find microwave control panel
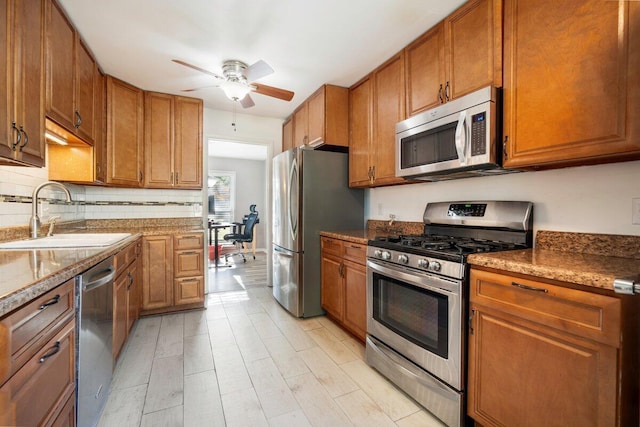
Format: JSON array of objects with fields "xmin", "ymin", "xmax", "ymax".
[{"xmin": 470, "ymin": 112, "xmax": 487, "ymax": 156}]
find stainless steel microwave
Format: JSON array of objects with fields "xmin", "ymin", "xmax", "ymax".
[{"xmin": 396, "ymin": 86, "xmax": 507, "ymax": 181}]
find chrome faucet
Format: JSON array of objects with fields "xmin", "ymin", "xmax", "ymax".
[{"xmin": 30, "ymin": 182, "xmax": 72, "ymax": 239}]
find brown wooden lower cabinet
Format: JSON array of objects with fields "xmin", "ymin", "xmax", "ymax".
[
  {"xmin": 320, "ymin": 236, "xmax": 367, "ymax": 341},
  {"xmin": 467, "ymin": 267, "xmax": 638, "ymax": 427},
  {"xmin": 113, "ymin": 239, "xmax": 141, "ymax": 359},
  {"xmin": 0, "ymin": 318, "xmax": 75, "ymax": 426},
  {"xmin": 142, "ymin": 232, "xmax": 204, "ymax": 315}
]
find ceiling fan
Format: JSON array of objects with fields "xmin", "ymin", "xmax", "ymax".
[{"xmin": 172, "ymin": 58, "xmax": 294, "ymax": 108}]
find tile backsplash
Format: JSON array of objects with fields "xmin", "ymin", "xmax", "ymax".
[{"xmin": 0, "ymin": 166, "xmax": 203, "ymax": 228}]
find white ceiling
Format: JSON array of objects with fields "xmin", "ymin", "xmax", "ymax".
[{"xmin": 58, "ymin": 0, "xmax": 466, "ymax": 120}]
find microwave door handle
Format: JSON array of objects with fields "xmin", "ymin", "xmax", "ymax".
[{"xmin": 455, "ymin": 111, "xmax": 467, "ymax": 165}]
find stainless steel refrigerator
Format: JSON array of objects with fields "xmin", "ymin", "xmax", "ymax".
[{"xmin": 272, "ymin": 148, "xmax": 364, "ymax": 317}]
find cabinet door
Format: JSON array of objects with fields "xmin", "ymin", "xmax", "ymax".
[
  {"xmin": 174, "ymin": 96, "xmax": 203, "ymax": 188},
  {"xmin": 405, "ymin": 23, "xmax": 445, "ymax": 116},
  {"xmin": 106, "ymin": 76, "xmax": 144, "ymax": 186},
  {"xmin": 372, "ymin": 53, "xmax": 405, "ymax": 186},
  {"xmin": 320, "ymin": 253, "xmax": 344, "ymax": 321},
  {"xmin": 445, "ymin": 0, "xmax": 502, "ymax": 100},
  {"xmin": 0, "ymin": 320, "xmax": 75, "ymax": 427},
  {"xmin": 343, "ymin": 259, "xmax": 366, "ymax": 341},
  {"xmin": 45, "ymin": 0, "xmax": 75, "ymax": 131},
  {"xmin": 0, "ymin": 0, "xmax": 13, "ymax": 161},
  {"xmin": 126, "ymin": 259, "xmax": 139, "ymax": 333},
  {"xmin": 307, "ymin": 86, "xmax": 325, "ymax": 145},
  {"xmin": 113, "ymin": 271, "xmax": 128, "ymax": 359},
  {"xmin": 94, "ymin": 70, "xmax": 106, "ymax": 183},
  {"xmin": 503, "ymin": 0, "xmax": 640, "ymax": 169},
  {"xmin": 282, "ymin": 117, "xmax": 293, "ymax": 152},
  {"xmin": 468, "ymin": 305, "xmax": 617, "ymax": 426},
  {"xmin": 74, "ymin": 38, "xmax": 95, "ymax": 144},
  {"xmin": 348, "ymin": 76, "xmax": 372, "ymax": 187},
  {"xmin": 293, "ymin": 103, "xmax": 308, "ymax": 147},
  {"xmin": 142, "ymin": 235, "xmax": 173, "ymax": 310},
  {"xmin": 12, "ymin": 0, "xmax": 45, "ymax": 167},
  {"xmin": 144, "ymin": 92, "xmax": 174, "ymax": 188}
]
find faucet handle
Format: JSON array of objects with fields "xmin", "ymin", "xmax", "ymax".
[{"xmin": 46, "ymin": 215, "xmax": 61, "ymax": 237}]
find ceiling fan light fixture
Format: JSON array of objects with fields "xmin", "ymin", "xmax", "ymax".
[{"xmin": 221, "ymin": 80, "xmax": 251, "ymax": 101}]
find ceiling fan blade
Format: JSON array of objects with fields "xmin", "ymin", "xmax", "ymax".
[
  {"xmin": 239, "ymin": 94, "xmax": 255, "ymax": 109},
  {"xmin": 251, "ymin": 83, "xmax": 294, "ymax": 101},
  {"xmin": 172, "ymin": 59, "xmax": 224, "ymax": 80},
  {"xmin": 245, "ymin": 59, "xmax": 274, "ymax": 82},
  {"xmin": 181, "ymin": 84, "xmax": 220, "ymax": 92}
]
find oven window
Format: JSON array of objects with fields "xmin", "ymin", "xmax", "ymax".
[
  {"xmin": 400, "ymin": 122, "xmax": 458, "ymax": 169},
  {"xmin": 372, "ymin": 272, "xmax": 448, "ymax": 359}
]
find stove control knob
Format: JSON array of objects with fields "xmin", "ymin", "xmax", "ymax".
[
  {"xmin": 381, "ymin": 251, "xmax": 392, "ymax": 261},
  {"xmin": 374, "ymin": 249, "xmax": 383, "ymax": 258},
  {"xmin": 398, "ymin": 254, "xmax": 409, "ymax": 264},
  {"xmin": 418, "ymin": 259, "xmax": 429, "ymax": 269},
  {"xmin": 429, "ymin": 261, "xmax": 442, "ymax": 272}
]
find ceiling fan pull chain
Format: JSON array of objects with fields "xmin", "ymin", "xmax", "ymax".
[{"xmin": 232, "ymin": 104, "xmax": 237, "ymax": 132}]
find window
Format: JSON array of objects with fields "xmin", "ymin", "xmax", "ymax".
[{"xmin": 208, "ymin": 171, "xmax": 235, "ymax": 223}]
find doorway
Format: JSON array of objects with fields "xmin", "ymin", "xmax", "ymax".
[{"xmin": 206, "ymin": 138, "xmax": 271, "ymax": 292}]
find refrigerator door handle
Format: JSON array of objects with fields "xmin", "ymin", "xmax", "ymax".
[
  {"xmin": 289, "ymin": 158, "xmax": 299, "ymax": 242},
  {"xmin": 273, "ymin": 246, "xmax": 294, "ymax": 257}
]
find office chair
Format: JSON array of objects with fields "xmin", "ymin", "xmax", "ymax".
[{"xmin": 222, "ymin": 209, "xmax": 259, "ymax": 263}]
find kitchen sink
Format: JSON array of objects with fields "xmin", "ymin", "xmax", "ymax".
[{"xmin": 0, "ymin": 233, "xmax": 131, "ymax": 249}]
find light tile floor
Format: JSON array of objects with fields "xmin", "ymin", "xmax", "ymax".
[{"xmin": 98, "ymin": 253, "xmax": 444, "ymax": 427}]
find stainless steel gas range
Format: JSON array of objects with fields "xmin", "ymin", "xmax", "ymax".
[{"xmin": 365, "ymin": 201, "xmax": 533, "ymax": 427}]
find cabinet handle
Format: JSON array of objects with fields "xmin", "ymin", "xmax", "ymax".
[
  {"xmin": 127, "ymin": 272, "xmax": 133, "ymax": 290},
  {"xmin": 11, "ymin": 122, "xmax": 21, "ymax": 150},
  {"xmin": 469, "ymin": 309, "xmax": 475, "ymax": 335},
  {"xmin": 503, "ymin": 136, "xmax": 509, "ymax": 160},
  {"xmin": 371, "ymin": 165, "xmax": 375, "ymax": 183},
  {"xmin": 39, "ymin": 341, "xmax": 61, "ymax": 363},
  {"xmin": 175, "ymin": 172, "xmax": 179, "ymax": 184},
  {"xmin": 438, "ymin": 84, "xmax": 444, "ymax": 104},
  {"xmin": 39, "ymin": 294, "xmax": 60, "ymax": 310},
  {"xmin": 350, "ymin": 245, "xmax": 361, "ymax": 249},
  {"xmin": 19, "ymin": 126, "xmax": 28, "ymax": 152},
  {"xmin": 171, "ymin": 172, "xmax": 174, "ymax": 184},
  {"xmin": 444, "ymin": 81, "xmax": 450, "ymax": 101},
  {"xmin": 181, "ymin": 278, "xmax": 199, "ymax": 283},
  {"xmin": 181, "ymin": 250, "xmax": 198, "ymax": 255},
  {"xmin": 139, "ymin": 171, "xmax": 143, "ymax": 183},
  {"xmin": 511, "ymin": 281, "xmax": 548, "ymax": 293},
  {"xmin": 74, "ymin": 110, "xmax": 82, "ymax": 128}
]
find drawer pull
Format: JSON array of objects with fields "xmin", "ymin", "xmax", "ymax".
[
  {"xmin": 39, "ymin": 341, "xmax": 61, "ymax": 363},
  {"xmin": 181, "ymin": 251, "xmax": 198, "ymax": 255},
  {"xmin": 181, "ymin": 278, "xmax": 199, "ymax": 283},
  {"xmin": 39, "ymin": 295, "xmax": 60, "ymax": 310},
  {"xmin": 350, "ymin": 245, "xmax": 361, "ymax": 249},
  {"xmin": 511, "ymin": 281, "xmax": 548, "ymax": 293}
]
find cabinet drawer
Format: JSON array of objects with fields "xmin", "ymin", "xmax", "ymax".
[
  {"xmin": 114, "ymin": 239, "xmax": 138, "ymax": 276},
  {"xmin": 0, "ymin": 319, "xmax": 75, "ymax": 426},
  {"xmin": 321, "ymin": 237, "xmax": 343, "ymax": 257},
  {"xmin": 470, "ymin": 269, "xmax": 621, "ymax": 347},
  {"xmin": 174, "ymin": 276, "xmax": 204, "ymax": 305},
  {"xmin": 343, "ymin": 242, "xmax": 366, "ymax": 264},
  {"xmin": 174, "ymin": 233, "xmax": 203, "ymax": 250},
  {"xmin": 0, "ymin": 279, "xmax": 74, "ymax": 385},
  {"xmin": 174, "ymin": 249, "xmax": 204, "ymax": 278}
]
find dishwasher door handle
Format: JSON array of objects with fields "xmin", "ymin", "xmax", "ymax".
[{"xmin": 83, "ymin": 266, "xmax": 116, "ymax": 292}]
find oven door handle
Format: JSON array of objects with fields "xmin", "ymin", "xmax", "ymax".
[{"xmin": 367, "ymin": 259, "xmax": 460, "ymax": 297}]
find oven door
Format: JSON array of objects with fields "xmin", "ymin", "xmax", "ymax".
[{"xmin": 366, "ymin": 259, "xmax": 463, "ymax": 390}]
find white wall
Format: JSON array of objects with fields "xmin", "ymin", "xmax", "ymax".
[{"xmin": 368, "ymin": 160, "xmax": 640, "ymax": 236}]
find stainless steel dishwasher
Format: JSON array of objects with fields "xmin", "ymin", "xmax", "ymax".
[{"xmin": 76, "ymin": 256, "xmax": 115, "ymax": 427}]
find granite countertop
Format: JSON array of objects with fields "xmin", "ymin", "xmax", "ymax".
[
  {"xmin": 468, "ymin": 230, "xmax": 640, "ymax": 291},
  {"xmin": 319, "ymin": 230, "xmax": 376, "ymax": 245},
  {"xmin": 0, "ymin": 220, "xmax": 205, "ymax": 318}
]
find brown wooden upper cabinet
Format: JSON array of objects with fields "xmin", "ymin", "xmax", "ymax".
[
  {"xmin": 349, "ymin": 53, "xmax": 406, "ymax": 188},
  {"xmin": 282, "ymin": 116, "xmax": 293, "ymax": 151},
  {"xmin": 285, "ymin": 84, "xmax": 349, "ymax": 149},
  {"xmin": 105, "ymin": 76, "xmax": 144, "ymax": 187},
  {"xmin": 144, "ymin": 92, "xmax": 203, "ymax": 189},
  {"xmin": 405, "ymin": 0, "xmax": 502, "ymax": 116},
  {"xmin": 0, "ymin": 0, "xmax": 46, "ymax": 167},
  {"xmin": 45, "ymin": 0, "xmax": 96, "ymax": 145},
  {"xmin": 502, "ymin": 0, "xmax": 640, "ymax": 170}
]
